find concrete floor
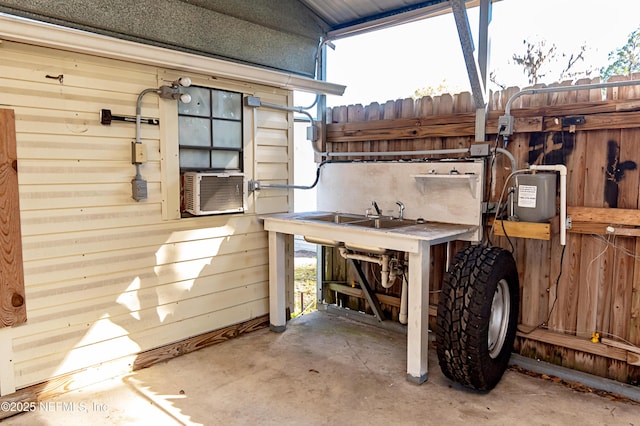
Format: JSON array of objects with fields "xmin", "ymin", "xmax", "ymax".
[{"xmin": 4, "ymin": 310, "xmax": 639, "ymax": 425}]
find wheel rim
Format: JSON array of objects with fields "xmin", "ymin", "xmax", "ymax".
[{"xmin": 488, "ymin": 278, "xmax": 510, "ymax": 359}]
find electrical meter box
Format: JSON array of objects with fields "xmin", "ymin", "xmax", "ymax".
[{"xmin": 514, "ymin": 173, "xmax": 557, "ymax": 223}]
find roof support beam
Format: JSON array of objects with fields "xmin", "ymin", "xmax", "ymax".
[
  {"xmin": 451, "ymin": 0, "xmax": 486, "ymax": 108},
  {"xmin": 477, "ymin": 0, "xmax": 491, "ymax": 87},
  {"xmin": 451, "ymin": 0, "xmax": 491, "ymax": 141}
]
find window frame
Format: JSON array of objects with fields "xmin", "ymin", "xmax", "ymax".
[{"xmin": 178, "ymin": 86, "xmax": 244, "ymax": 173}]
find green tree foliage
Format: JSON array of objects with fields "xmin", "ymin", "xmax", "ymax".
[{"xmin": 601, "ymin": 26, "xmax": 640, "ymax": 80}]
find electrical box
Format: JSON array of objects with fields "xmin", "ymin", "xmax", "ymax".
[
  {"xmin": 514, "ymin": 173, "xmax": 557, "ymax": 223},
  {"xmin": 131, "ymin": 177, "xmax": 147, "ymax": 201},
  {"xmin": 132, "ymin": 142, "xmax": 146, "ymax": 164},
  {"xmin": 245, "ymin": 96, "xmax": 261, "ymax": 107},
  {"xmin": 470, "ymin": 143, "xmax": 490, "ymax": 157},
  {"xmin": 498, "ymin": 115, "xmax": 515, "ymax": 136},
  {"xmin": 306, "ymin": 124, "xmax": 318, "ymax": 142}
]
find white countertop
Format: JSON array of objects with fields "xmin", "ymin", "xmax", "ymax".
[{"xmin": 261, "ymin": 211, "xmax": 478, "ymax": 253}]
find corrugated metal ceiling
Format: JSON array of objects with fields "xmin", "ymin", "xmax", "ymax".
[{"xmin": 299, "ymin": 0, "xmax": 485, "ymax": 39}]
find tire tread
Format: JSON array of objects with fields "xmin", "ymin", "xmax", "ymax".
[{"xmin": 435, "ymin": 245, "xmax": 519, "ymax": 390}]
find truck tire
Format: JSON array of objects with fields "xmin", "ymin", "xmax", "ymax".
[{"xmin": 436, "ymin": 245, "xmax": 519, "ymax": 391}]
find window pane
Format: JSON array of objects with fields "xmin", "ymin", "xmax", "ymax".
[
  {"xmin": 180, "ymin": 149, "xmax": 210, "ymax": 168},
  {"xmin": 179, "ymin": 117, "xmax": 211, "ymax": 147},
  {"xmin": 212, "ymin": 120, "xmax": 242, "ymax": 149},
  {"xmin": 212, "ymin": 91, "xmax": 241, "ymax": 119},
  {"xmin": 178, "ymin": 86, "xmax": 210, "ymax": 117},
  {"xmin": 211, "ymin": 151, "xmax": 239, "ymax": 169}
]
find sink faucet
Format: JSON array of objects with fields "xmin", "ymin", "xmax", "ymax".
[
  {"xmin": 396, "ymin": 201, "xmax": 405, "ymax": 220},
  {"xmin": 371, "ymin": 201, "xmax": 382, "ymax": 217}
]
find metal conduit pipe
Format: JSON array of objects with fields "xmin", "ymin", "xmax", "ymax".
[
  {"xmin": 250, "ymin": 99, "xmax": 327, "ymax": 156},
  {"xmin": 504, "ymin": 79, "xmax": 640, "ymax": 117},
  {"xmin": 259, "ymin": 100, "xmax": 315, "ymax": 123},
  {"xmin": 246, "ymin": 96, "xmax": 329, "ymax": 191},
  {"xmin": 250, "ymin": 160, "xmax": 330, "ymax": 191},
  {"xmin": 326, "ymin": 148, "xmax": 469, "ymax": 157},
  {"xmin": 325, "ymin": 146, "xmax": 518, "ymax": 171},
  {"xmin": 500, "ymin": 79, "xmax": 640, "ymax": 145},
  {"xmin": 132, "ymin": 78, "xmax": 191, "ymax": 201},
  {"xmin": 495, "ymin": 147, "xmax": 517, "ymax": 172},
  {"xmin": 252, "ymin": 146, "xmax": 517, "ymax": 192},
  {"xmin": 133, "ymin": 87, "xmax": 159, "ymax": 186}
]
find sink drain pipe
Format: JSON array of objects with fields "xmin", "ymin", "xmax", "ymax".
[
  {"xmin": 399, "ymin": 276, "xmax": 408, "ymax": 325},
  {"xmin": 338, "ymin": 247, "xmax": 409, "ymax": 324},
  {"xmin": 338, "ymin": 247, "xmax": 397, "ymax": 289}
]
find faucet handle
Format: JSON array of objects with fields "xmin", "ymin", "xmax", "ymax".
[
  {"xmin": 372, "ymin": 201, "xmax": 382, "ymax": 216},
  {"xmin": 395, "ymin": 201, "xmax": 405, "ymax": 219}
]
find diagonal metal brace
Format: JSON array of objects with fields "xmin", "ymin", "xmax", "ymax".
[
  {"xmin": 349, "ymin": 259, "xmax": 385, "ymax": 321},
  {"xmin": 450, "ymin": 0, "xmax": 486, "ymax": 109}
]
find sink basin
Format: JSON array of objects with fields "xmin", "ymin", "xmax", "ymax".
[
  {"xmin": 349, "ymin": 218, "xmax": 418, "ymax": 229},
  {"xmin": 305, "ymin": 213, "xmax": 368, "ymax": 224},
  {"xmin": 295, "ymin": 213, "xmax": 422, "ymax": 253},
  {"xmin": 302, "ymin": 213, "xmax": 418, "ymax": 229}
]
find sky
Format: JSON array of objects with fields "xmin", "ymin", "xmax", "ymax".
[
  {"xmin": 309, "ymin": 0, "xmax": 640, "ymax": 108},
  {"xmin": 293, "ymin": 0, "xmax": 640, "ymax": 211}
]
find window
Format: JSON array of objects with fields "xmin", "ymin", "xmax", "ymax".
[
  {"xmin": 178, "ymin": 86, "xmax": 243, "ymax": 172},
  {"xmin": 177, "ymin": 86, "xmax": 245, "ymax": 217}
]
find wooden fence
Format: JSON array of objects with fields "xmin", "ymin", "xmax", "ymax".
[{"xmin": 322, "ymin": 75, "xmax": 640, "ymax": 385}]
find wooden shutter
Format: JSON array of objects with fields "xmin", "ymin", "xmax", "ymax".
[{"xmin": 0, "ymin": 109, "xmax": 26, "ymax": 326}]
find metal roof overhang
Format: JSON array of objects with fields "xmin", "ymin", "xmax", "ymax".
[
  {"xmin": 300, "ymin": 0, "xmax": 493, "ymax": 40},
  {"xmin": 0, "ymin": 13, "xmax": 346, "ymax": 96}
]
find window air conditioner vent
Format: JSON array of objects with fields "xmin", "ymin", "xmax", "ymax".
[{"xmin": 183, "ymin": 172, "xmax": 244, "ymax": 215}]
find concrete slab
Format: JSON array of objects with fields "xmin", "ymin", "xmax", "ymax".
[{"xmin": 3, "ymin": 311, "xmax": 639, "ymax": 425}]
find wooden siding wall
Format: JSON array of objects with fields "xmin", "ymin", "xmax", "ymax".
[
  {"xmin": 0, "ymin": 40, "xmax": 293, "ymax": 392},
  {"xmin": 324, "ymin": 77, "xmax": 640, "ymax": 385}
]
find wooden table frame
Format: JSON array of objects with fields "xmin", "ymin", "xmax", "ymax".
[{"xmin": 262, "ymin": 213, "xmax": 476, "ymax": 384}]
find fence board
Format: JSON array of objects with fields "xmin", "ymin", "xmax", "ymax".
[
  {"xmin": 631, "ymin": 238, "xmax": 640, "ymax": 346},
  {"xmin": 324, "ymin": 78, "xmax": 640, "ymax": 384}
]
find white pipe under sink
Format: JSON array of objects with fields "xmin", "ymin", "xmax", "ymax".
[
  {"xmin": 399, "ymin": 277, "xmax": 408, "ymax": 325},
  {"xmin": 338, "ymin": 247, "xmax": 396, "ymax": 289}
]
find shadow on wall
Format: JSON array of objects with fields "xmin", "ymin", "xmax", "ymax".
[{"xmin": 17, "ymin": 214, "xmax": 268, "ymax": 426}]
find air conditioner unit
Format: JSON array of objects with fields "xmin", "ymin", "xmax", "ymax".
[{"xmin": 183, "ymin": 172, "xmax": 245, "ymax": 216}]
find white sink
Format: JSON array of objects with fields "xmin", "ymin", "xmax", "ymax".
[{"xmin": 298, "ymin": 212, "xmax": 421, "ymax": 252}]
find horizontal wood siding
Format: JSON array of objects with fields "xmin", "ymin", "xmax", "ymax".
[
  {"xmin": 254, "ymin": 91, "xmax": 292, "ymax": 214},
  {"xmin": 0, "ymin": 40, "xmax": 292, "ymax": 391}
]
